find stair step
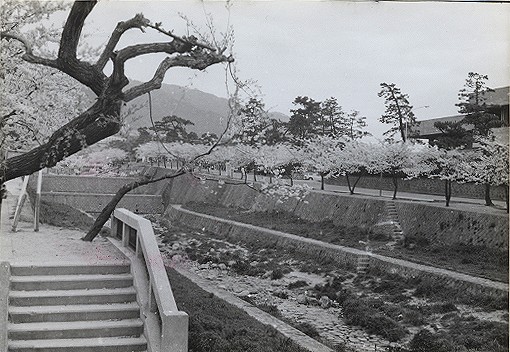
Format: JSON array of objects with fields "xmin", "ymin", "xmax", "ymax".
[
  {"xmin": 9, "ymin": 287, "xmax": 137, "ymax": 306},
  {"xmin": 8, "ymin": 336, "xmax": 147, "ymax": 352},
  {"xmin": 9, "ymin": 319, "xmax": 144, "ymax": 340},
  {"xmin": 9, "ymin": 303, "xmax": 140, "ymax": 323},
  {"xmin": 10, "ymin": 264, "xmax": 131, "ymax": 276},
  {"xmin": 10, "ymin": 274, "xmax": 133, "ymax": 291}
]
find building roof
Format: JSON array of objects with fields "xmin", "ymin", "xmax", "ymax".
[
  {"xmin": 415, "ymin": 86, "xmax": 509, "ymax": 139},
  {"xmin": 483, "ymin": 86, "xmax": 510, "ymax": 107},
  {"xmin": 414, "ymin": 114, "xmax": 467, "ymax": 138}
]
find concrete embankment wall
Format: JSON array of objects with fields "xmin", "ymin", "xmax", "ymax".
[
  {"xmin": 30, "ymin": 174, "xmax": 165, "ymax": 214},
  {"xmin": 166, "ymin": 205, "xmax": 508, "ymax": 299},
  {"xmin": 162, "ymin": 174, "xmax": 509, "ymax": 250}
]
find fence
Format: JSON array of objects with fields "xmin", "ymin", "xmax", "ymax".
[{"xmin": 112, "ymin": 208, "xmax": 188, "ymax": 352}]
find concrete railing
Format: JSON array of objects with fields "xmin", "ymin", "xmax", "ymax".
[{"xmin": 111, "ymin": 208, "xmax": 188, "ymax": 352}]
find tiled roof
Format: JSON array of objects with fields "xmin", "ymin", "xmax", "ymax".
[
  {"xmin": 483, "ymin": 86, "xmax": 510, "ymax": 107},
  {"xmin": 415, "ymin": 86, "xmax": 508, "ymax": 138},
  {"xmin": 414, "ymin": 115, "xmax": 467, "ymax": 137}
]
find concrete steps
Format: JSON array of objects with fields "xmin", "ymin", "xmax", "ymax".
[
  {"xmin": 8, "ymin": 337, "xmax": 147, "ymax": 352},
  {"xmin": 356, "ymin": 254, "xmax": 370, "ymax": 275},
  {"xmin": 9, "ymin": 303, "xmax": 140, "ymax": 323},
  {"xmin": 8, "ymin": 264, "xmax": 147, "ymax": 352},
  {"xmin": 386, "ymin": 202, "xmax": 405, "ymax": 246},
  {"xmin": 10, "ymin": 273, "xmax": 134, "ymax": 291}
]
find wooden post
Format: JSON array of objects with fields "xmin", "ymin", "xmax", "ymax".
[
  {"xmin": 34, "ymin": 170, "xmax": 43, "ymax": 231},
  {"xmin": 11, "ymin": 176, "xmax": 30, "ymax": 232}
]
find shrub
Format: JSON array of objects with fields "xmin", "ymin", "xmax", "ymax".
[
  {"xmin": 312, "ymin": 276, "xmax": 344, "ymax": 301},
  {"xmin": 294, "ymin": 322, "xmax": 320, "ymax": 338},
  {"xmin": 402, "ymin": 310, "xmax": 425, "ymax": 326},
  {"xmin": 428, "ymin": 302, "xmax": 458, "ymax": 314},
  {"xmin": 271, "ymin": 268, "xmax": 284, "ymax": 280},
  {"xmin": 231, "ymin": 260, "xmax": 264, "ymax": 277},
  {"xmin": 257, "ymin": 304, "xmax": 282, "ymax": 319},
  {"xmin": 273, "ymin": 290, "xmax": 289, "ymax": 299},
  {"xmin": 342, "ymin": 298, "xmax": 407, "ymax": 342},
  {"xmin": 409, "ymin": 330, "xmax": 452, "ymax": 352},
  {"xmin": 403, "ymin": 234, "xmax": 430, "ymax": 249},
  {"xmin": 287, "ymin": 280, "xmax": 309, "ymax": 289}
]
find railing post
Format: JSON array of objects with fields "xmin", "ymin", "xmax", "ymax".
[
  {"xmin": 149, "ymin": 284, "xmax": 157, "ymax": 312},
  {"xmin": 34, "ymin": 170, "xmax": 43, "ymax": 231},
  {"xmin": 136, "ymin": 235, "xmax": 143, "ymax": 258},
  {"xmin": 122, "ymin": 223, "xmax": 129, "ymax": 247},
  {"xmin": 161, "ymin": 312, "xmax": 189, "ymax": 352},
  {"xmin": 111, "ymin": 213, "xmax": 118, "ymax": 237}
]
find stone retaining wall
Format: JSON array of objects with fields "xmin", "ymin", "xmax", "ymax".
[
  {"xmin": 42, "ymin": 192, "xmax": 164, "ymax": 215},
  {"xmin": 29, "ymin": 174, "xmax": 165, "ymax": 215},
  {"xmin": 36, "ymin": 174, "xmax": 163, "ymax": 194},
  {"xmin": 166, "ymin": 205, "xmax": 508, "ymax": 299},
  {"xmin": 328, "ymin": 175, "xmax": 507, "ymax": 201},
  {"xmin": 396, "ymin": 202, "xmax": 509, "ymax": 248},
  {"xmin": 162, "ymin": 174, "xmax": 509, "ymax": 249}
]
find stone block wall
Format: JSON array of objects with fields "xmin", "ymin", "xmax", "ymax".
[
  {"xmin": 396, "ymin": 201, "xmax": 509, "ymax": 248},
  {"xmin": 161, "ymin": 174, "xmax": 509, "ymax": 250},
  {"xmin": 29, "ymin": 174, "xmax": 165, "ymax": 215},
  {"xmin": 328, "ymin": 175, "xmax": 506, "ymax": 201},
  {"xmin": 35, "ymin": 174, "xmax": 161, "ymax": 195},
  {"xmin": 42, "ymin": 193, "xmax": 164, "ymax": 215}
]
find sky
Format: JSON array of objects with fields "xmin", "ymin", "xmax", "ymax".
[{"xmin": 73, "ymin": 0, "xmax": 509, "ymax": 138}]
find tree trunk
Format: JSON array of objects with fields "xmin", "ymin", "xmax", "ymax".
[
  {"xmin": 346, "ymin": 174, "xmax": 353, "ymax": 194},
  {"xmin": 392, "ymin": 175, "xmax": 398, "ymax": 200},
  {"xmin": 321, "ymin": 175, "xmax": 325, "ymax": 191},
  {"xmin": 505, "ymin": 185, "xmax": 509, "ymax": 214},
  {"xmin": 253, "ymin": 169, "xmax": 257, "ymax": 182},
  {"xmin": 82, "ymin": 170, "xmax": 185, "ymax": 241},
  {"xmin": 1, "ymin": 100, "xmax": 121, "ymax": 183},
  {"xmin": 352, "ymin": 175, "xmax": 362, "ymax": 194},
  {"xmin": 346, "ymin": 174, "xmax": 362, "ymax": 195},
  {"xmin": 289, "ymin": 176, "xmax": 293, "ymax": 187},
  {"xmin": 445, "ymin": 179, "xmax": 452, "ymax": 207},
  {"xmin": 484, "ymin": 183, "xmax": 493, "ymax": 206}
]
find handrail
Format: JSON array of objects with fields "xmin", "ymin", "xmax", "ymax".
[{"xmin": 112, "ymin": 208, "xmax": 188, "ymax": 352}]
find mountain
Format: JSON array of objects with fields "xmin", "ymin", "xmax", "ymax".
[{"xmin": 123, "ymin": 83, "xmax": 289, "ymax": 136}]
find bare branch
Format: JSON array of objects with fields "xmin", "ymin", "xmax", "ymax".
[
  {"xmin": 146, "ymin": 22, "xmax": 218, "ymax": 52},
  {"xmin": 58, "ymin": 1, "xmax": 96, "ymax": 61},
  {"xmin": 95, "ymin": 13, "xmax": 151, "ymax": 70},
  {"xmin": 123, "ymin": 52, "xmax": 233, "ymax": 102},
  {"xmin": 0, "ymin": 32, "xmax": 59, "ymax": 68}
]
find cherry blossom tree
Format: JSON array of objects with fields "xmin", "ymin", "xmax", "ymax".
[
  {"xmin": 302, "ymin": 135, "xmax": 343, "ymax": 190},
  {"xmin": 254, "ymin": 144, "xmax": 297, "ymax": 183},
  {"xmin": 466, "ymin": 138, "xmax": 509, "ymax": 212},
  {"xmin": 1, "ymin": 1, "xmax": 91, "ymax": 154},
  {"xmin": 335, "ymin": 140, "xmax": 371, "ymax": 194},
  {"xmin": 1, "ymin": 0, "xmax": 233, "ymax": 186},
  {"xmin": 425, "ymin": 148, "xmax": 472, "ymax": 207},
  {"xmin": 1, "ymin": 0, "xmax": 234, "ymax": 240},
  {"xmin": 365, "ymin": 141, "xmax": 424, "ymax": 199},
  {"xmin": 57, "ymin": 145, "xmax": 128, "ymax": 176}
]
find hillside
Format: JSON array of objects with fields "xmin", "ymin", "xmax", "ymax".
[{"xmin": 123, "ymin": 83, "xmax": 289, "ymax": 136}]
